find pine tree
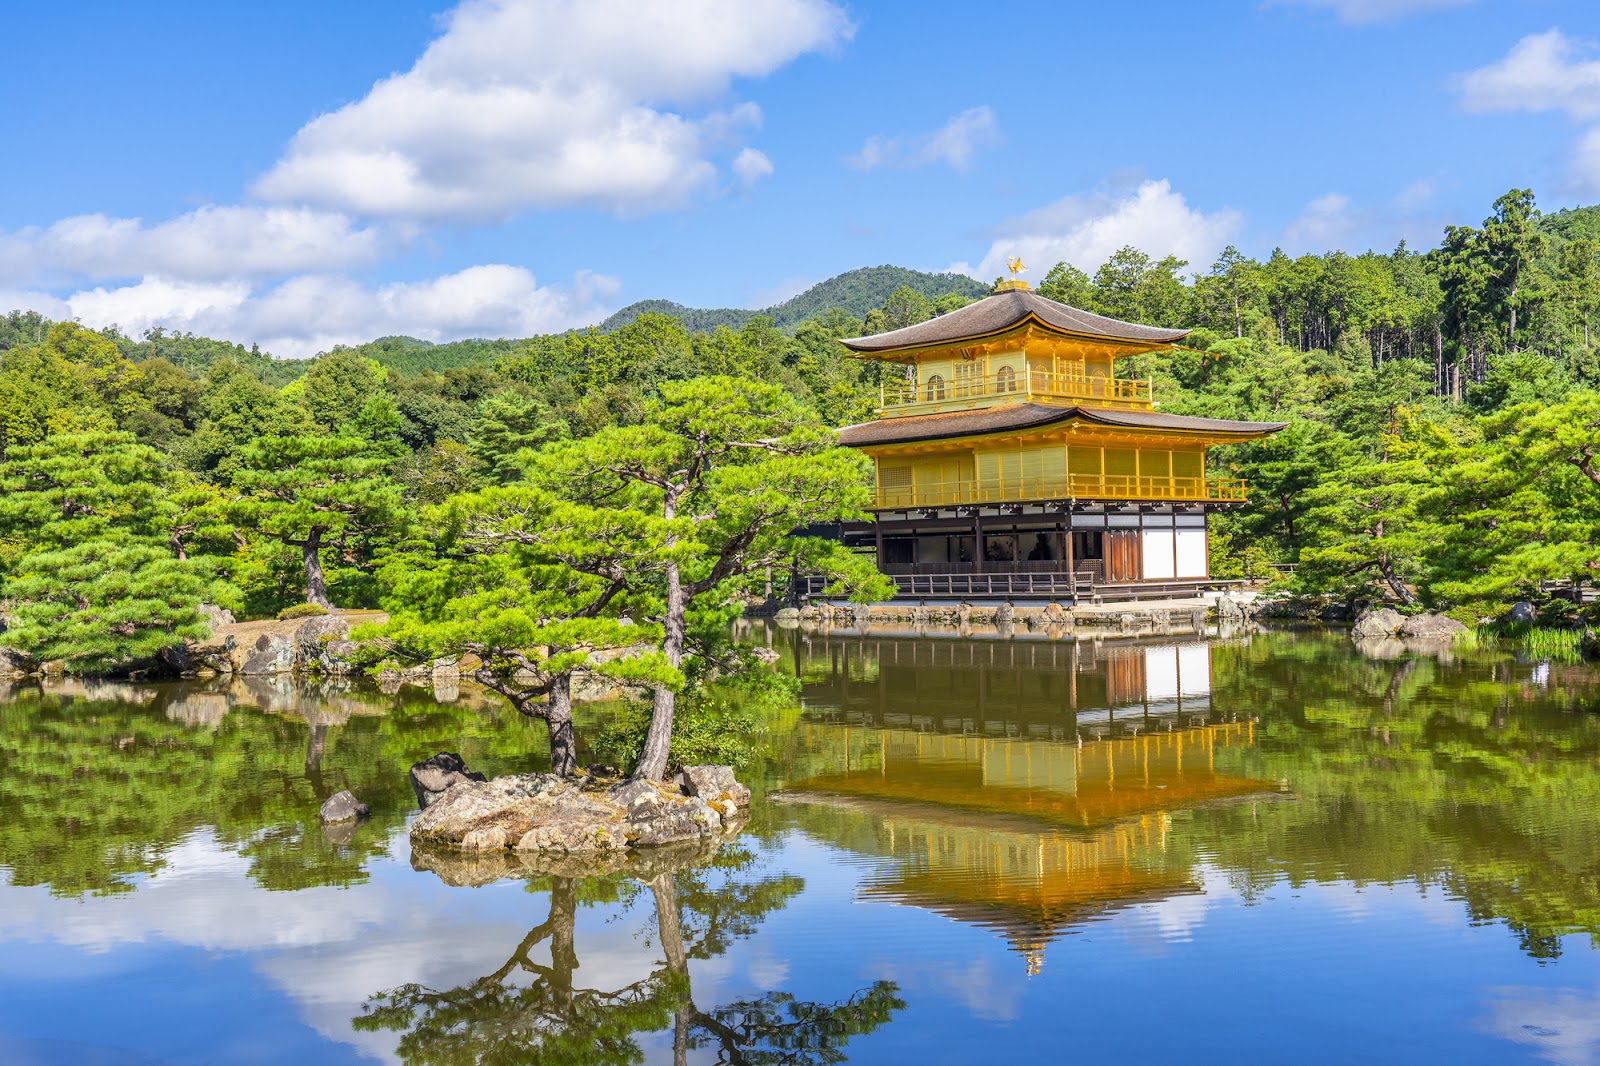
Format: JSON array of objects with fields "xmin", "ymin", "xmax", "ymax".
[
  {"xmin": 0, "ymin": 431, "xmax": 226, "ymax": 672},
  {"xmin": 533, "ymin": 376, "xmax": 891, "ymax": 780},
  {"xmin": 227, "ymin": 435, "xmax": 405, "ymax": 608}
]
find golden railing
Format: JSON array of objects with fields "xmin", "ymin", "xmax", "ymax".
[
  {"xmin": 880, "ymin": 369, "xmax": 1153, "ymax": 415},
  {"xmin": 875, "ymin": 473, "xmax": 1248, "ymax": 509}
]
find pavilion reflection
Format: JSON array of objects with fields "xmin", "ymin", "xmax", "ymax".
[
  {"xmin": 781, "ymin": 633, "xmax": 1283, "ymax": 972},
  {"xmin": 790, "ymin": 632, "xmax": 1224, "ymax": 739}
]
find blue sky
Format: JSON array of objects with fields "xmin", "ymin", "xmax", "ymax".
[{"xmin": 2, "ymin": 0, "xmax": 1598, "ymax": 356}]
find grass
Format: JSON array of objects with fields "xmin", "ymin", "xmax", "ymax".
[
  {"xmin": 1518, "ymin": 627, "xmax": 1584, "ymax": 661},
  {"xmin": 1457, "ymin": 622, "xmax": 1587, "ymax": 663}
]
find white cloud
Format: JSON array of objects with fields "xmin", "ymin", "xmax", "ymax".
[
  {"xmin": 1459, "ymin": 29, "xmax": 1600, "ymax": 120},
  {"xmin": 0, "ymin": 206, "xmax": 383, "ymax": 286},
  {"xmin": 58, "ymin": 265, "xmax": 617, "ymax": 358},
  {"xmin": 1572, "ymin": 127, "xmax": 1600, "ymax": 195},
  {"xmin": 733, "ymin": 147, "xmax": 776, "ymax": 187},
  {"xmin": 1485, "ymin": 985, "xmax": 1600, "ymax": 1066},
  {"xmin": 1457, "ymin": 30, "xmax": 1600, "ymax": 194},
  {"xmin": 960, "ymin": 179, "xmax": 1242, "ymax": 282},
  {"xmin": 1271, "ymin": 0, "xmax": 1472, "ymax": 26},
  {"xmin": 1278, "ymin": 182, "xmax": 1447, "ymax": 254},
  {"xmin": 846, "ymin": 106, "xmax": 999, "ymax": 173},
  {"xmin": 253, "ymin": 0, "xmax": 851, "ymax": 220},
  {"xmin": 1281, "ymin": 192, "xmax": 1357, "ymax": 251}
]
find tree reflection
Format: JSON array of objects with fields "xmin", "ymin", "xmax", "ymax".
[
  {"xmin": 0, "ymin": 681, "xmax": 541, "ymax": 895},
  {"xmin": 651, "ymin": 870, "xmax": 902, "ymax": 1066},
  {"xmin": 356, "ymin": 849, "xmax": 903, "ymax": 1065}
]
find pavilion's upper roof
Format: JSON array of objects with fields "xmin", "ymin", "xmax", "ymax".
[
  {"xmin": 836, "ymin": 402, "xmax": 1287, "ymax": 448},
  {"xmin": 839, "ymin": 287, "xmax": 1191, "ymax": 354}
]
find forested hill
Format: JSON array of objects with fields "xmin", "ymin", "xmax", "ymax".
[{"xmin": 597, "ymin": 265, "xmax": 989, "ymax": 332}]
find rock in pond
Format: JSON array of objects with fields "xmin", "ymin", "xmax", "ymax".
[
  {"xmin": 679, "ymin": 764, "xmax": 752, "ymax": 810},
  {"xmin": 240, "ymin": 632, "xmax": 297, "ymax": 675},
  {"xmin": 1397, "ymin": 613, "xmax": 1467, "ymax": 640},
  {"xmin": 1213, "ymin": 596, "xmax": 1245, "ymax": 625},
  {"xmin": 0, "ymin": 645, "xmax": 35, "ymax": 679},
  {"xmin": 409, "ymin": 751, "xmax": 488, "ymax": 809},
  {"xmin": 319, "ymin": 790, "xmax": 370, "ymax": 823},
  {"xmin": 1508, "ymin": 601, "xmax": 1537, "ymax": 624},
  {"xmin": 409, "ymin": 765, "xmax": 752, "ymax": 856},
  {"xmin": 1351, "ymin": 607, "xmax": 1405, "ymax": 640}
]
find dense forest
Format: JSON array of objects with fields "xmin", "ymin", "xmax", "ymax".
[{"xmin": 1, "ymin": 186, "xmax": 1598, "ymax": 671}]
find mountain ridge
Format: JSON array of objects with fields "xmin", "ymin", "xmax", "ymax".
[{"xmin": 596, "ymin": 265, "xmax": 988, "ymax": 333}]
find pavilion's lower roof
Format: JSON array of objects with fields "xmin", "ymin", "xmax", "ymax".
[{"xmin": 835, "ymin": 403, "xmax": 1288, "ymax": 448}]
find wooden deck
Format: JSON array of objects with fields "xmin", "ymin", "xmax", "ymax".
[{"xmin": 800, "ymin": 571, "xmax": 1242, "ymax": 603}]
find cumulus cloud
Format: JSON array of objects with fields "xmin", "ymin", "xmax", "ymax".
[
  {"xmin": 1270, "ymin": 0, "xmax": 1472, "ymax": 25},
  {"xmin": 1457, "ymin": 30, "xmax": 1600, "ymax": 194},
  {"xmin": 957, "ymin": 179, "xmax": 1241, "ymax": 282},
  {"xmin": 0, "ymin": 206, "xmax": 383, "ymax": 286},
  {"xmin": 846, "ymin": 106, "xmax": 999, "ymax": 173},
  {"xmin": 58, "ymin": 265, "xmax": 618, "ymax": 358},
  {"xmin": 253, "ymin": 0, "xmax": 851, "ymax": 219},
  {"xmin": 732, "ymin": 147, "xmax": 776, "ymax": 187},
  {"xmin": 1459, "ymin": 29, "xmax": 1600, "ymax": 120}
]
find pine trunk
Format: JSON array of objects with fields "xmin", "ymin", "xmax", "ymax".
[
  {"xmin": 303, "ymin": 530, "xmax": 332, "ymax": 608},
  {"xmin": 546, "ymin": 672, "xmax": 578, "ymax": 776},
  {"xmin": 633, "ymin": 560, "xmax": 684, "ymax": 781}
]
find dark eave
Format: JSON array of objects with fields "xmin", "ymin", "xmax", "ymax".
[
  {"xmin": 835, "ymin": 403, "xmax": 1288, "ymax": 448},
  {"xmin": 840, "ymin": 289, "xmax": 1191, "ymax": 354}
]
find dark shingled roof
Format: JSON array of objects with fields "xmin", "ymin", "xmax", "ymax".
[
  {"xmin": 835, "ymin": 403, "xmax": 1287, "ymax": 448},
  {"xmin": 840, "ymin": 288, "xmax": 1191, "ymax": 354}
]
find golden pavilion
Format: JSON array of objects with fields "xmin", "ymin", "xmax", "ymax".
[{"xmin": 829, "ymin": 278, "xmax": 1286, "ymax": 599}]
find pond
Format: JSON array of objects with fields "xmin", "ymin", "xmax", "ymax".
[{"xmin": 3, "ymin": 628, "xmax": 1600, "ymax": 1064}]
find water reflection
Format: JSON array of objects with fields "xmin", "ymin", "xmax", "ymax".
[
  {"xmin": 3, "ymin": 630, "xmax": 1600, "ymax": 1063},
  {"xmin": 782, "ymin": 628, "xmax": 1600, "ymax": 972},
  {"xmin": 781, "ymin": 632, "xmax": 1283, "ymax": 971},
  {"xmin": 358, "ymin": 847, "xmax": 902, "ymax": 1065}
]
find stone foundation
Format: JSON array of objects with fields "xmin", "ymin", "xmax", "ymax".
[{"xmin": 781, "ymin": 599, "xmax": 1236, "ymax": 639}]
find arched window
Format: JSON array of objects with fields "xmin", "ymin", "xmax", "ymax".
[
  {"xmin": 996, "ymin": 365, "xmax": 1017, "ymax": 393},
  {"xmin": 925, "ymin": 374, "xmax": 947, "ymax": 401},
  {"xmin": 1086, "ymin": 363, "xmax": 1108, "ymax": 397}
]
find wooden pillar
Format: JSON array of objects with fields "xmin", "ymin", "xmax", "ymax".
[
  {"xmin": 874, "ymin": 520, "xmax": 884, "ymax": 571},
  {"xmin": 973, "ymin": 514, "xmax": 984, "ymax": 574},
  {"xmin": 1064, "ymin": 516, "xmax": 1076, "ymax": 596},
  {"xmin": 1171, "ymin": 510, "xmax": 1179, "ymax": 580}
]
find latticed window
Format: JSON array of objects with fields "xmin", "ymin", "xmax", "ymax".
[
  {"xmin": 954, "ymin": 362, "xmax": 978, "ymax": 397},
  {"xmin": 878, "ymin": 464, "xmax": 914, "ymax": 503},
  {"xmin": 925, "ymin": 374, "xmax": 947, "ymax": 400},
  {"xmin": 996, "ymin": 365, "xmax": 1017, "ymax": 393}
]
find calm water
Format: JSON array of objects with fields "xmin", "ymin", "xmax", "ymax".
[{"xmin": 4, "ymin": 630, "xmax": 1600, "ymax": 1064}]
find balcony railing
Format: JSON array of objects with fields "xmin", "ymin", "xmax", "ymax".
[
  {"xmin": 880, "ymin": 368, "xmax": 1153, "ymax": 415},
  {"xmin": 875, "ymin": 473, "xmax": 1249, "ymax": 510}
]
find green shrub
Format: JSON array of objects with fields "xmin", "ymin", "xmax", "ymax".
[
  {"xmin": 591, "ymin": 671, "xmax": 799, "ymax": 774},
  {"xmin": 276, "ymin": 602, "xmax": 330, "ymax": 620}
]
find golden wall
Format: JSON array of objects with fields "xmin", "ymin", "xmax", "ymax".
[{"xmin": 875, "ymin": 439, "xmax": 1219, "ymax": 506}]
